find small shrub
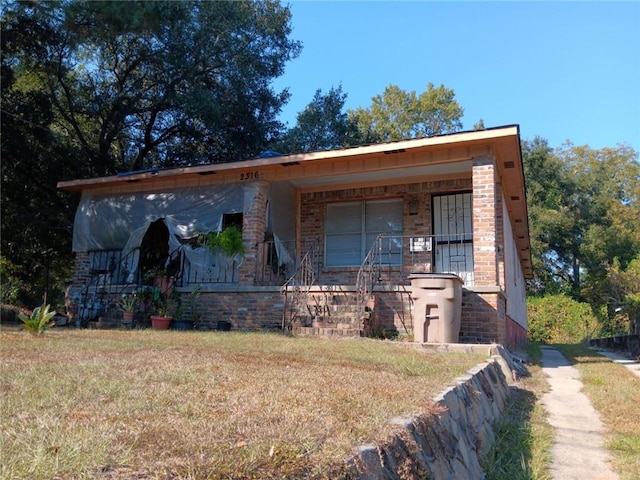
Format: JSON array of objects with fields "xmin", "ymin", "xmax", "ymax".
[
  {"xmin": 17, "ymin": 304, "xmax": 56, "ymax": 336},
  {"xmin": 527, "ymin": 294, "xmax": 598, "ymax": 343}
]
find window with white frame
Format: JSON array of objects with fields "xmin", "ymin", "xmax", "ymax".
[{"xmin": 325, "ymin": 199, "xmax": 403, "ymax": 267}]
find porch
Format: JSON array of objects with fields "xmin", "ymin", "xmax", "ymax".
[{"xmin": 73, "ymin": 232, "xmax": 481, "ymax": 340}]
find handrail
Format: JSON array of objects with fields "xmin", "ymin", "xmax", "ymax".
[
  {"xmin": 78, "ymin": 248, "xmax": 141, "ymax": 324},
  {"xmin": 367, "ymin": 233, "xmax": 473, "ymax": 285},
  {"xmin": 355, "ymin": 233, "xmax": 475, "ymax": 324},
  {"xmin": 280, "ymin": 239, "xmax": 319, "ymax": 332},
  {"xmin": 355, "ymin": 234, "xmax": 383, "ymax": 324}
]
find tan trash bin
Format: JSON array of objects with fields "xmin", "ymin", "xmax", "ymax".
[{"xmin": 408, "ymin": 273, "xmax": 463, "ymax": 343}]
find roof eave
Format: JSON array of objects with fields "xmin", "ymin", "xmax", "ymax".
[{"xmin": 56, "ymin": 125, "xmax": 521, "ymax": 192}]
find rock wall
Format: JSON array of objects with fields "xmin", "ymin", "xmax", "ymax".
[{"xmin": 346, "ymin": 346, "xmax": 516, "ymax": 479}]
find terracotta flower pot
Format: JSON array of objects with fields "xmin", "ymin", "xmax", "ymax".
[
  {"xmin": 150, "ymin": 315, "xmax": 172, "ymax": 330},
  {"xmin": 122, "ymin": 311, "xmax": 135, "ymax": 328}
]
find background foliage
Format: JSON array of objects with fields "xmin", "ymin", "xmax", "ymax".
[
  {"xmin": 1, "ymin": 0, "xmax": 300, "ymax": 306},
  {"xmin": 527, "ymin": 294, "xmax": 599, "ymax": 343},
  {"xmin": 523, "ymin": 138, "xmax": 640, "ymax": 337}
]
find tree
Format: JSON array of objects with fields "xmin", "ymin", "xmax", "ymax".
[
  {"xmin": 3, "ymin": 0, "xmax": 301, "ymax": 175},
  {"xmin": 1, "ymin": 0, "xmax": 301, "ymax": 306},
  {"xmin": 522, "ymin": 137, "xmax": 575, "ymax": 295},
  {"xmin": 274, "ymin": 85, "xmax": 359, "ymax": 153},
  {"xmin": 1, "ymin": 4, "xmax": 78, "ymax": 306},
  {"xmin": 348, "ymin": 83, "xmax": 464, "ymax": 143},
  {"xmin": 523, "ymin": 138, "xmax": 640, "ymax": 308},
  {"xmin": 603, "ymin": 256, "xmax": 640, "ymax": 335}
]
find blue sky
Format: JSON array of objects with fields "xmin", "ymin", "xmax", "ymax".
[{"xmin": 272, "ymin": 1, "xmax": 640, "ymax": 151}]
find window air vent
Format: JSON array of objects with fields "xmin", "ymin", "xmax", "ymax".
[{"xmin": 504, "ymin": 161, "xmax": 515, "ymax": 169}]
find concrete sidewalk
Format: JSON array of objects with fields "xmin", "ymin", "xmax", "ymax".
[
  {"xmin": 540, "ymin": 346, "xmax": 619, "ymax": 480},
  {"xmin": 589, "ymin": 346, "xmax": 640, "ymax": 379}
]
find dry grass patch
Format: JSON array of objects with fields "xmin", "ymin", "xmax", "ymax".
[
  {"xmin": 1, "ymin": 329, "xmax": 487, "ymax": 479},
  {"xmin": 554, "ymin": 343, "xmax": 640, "ymax": 480}
]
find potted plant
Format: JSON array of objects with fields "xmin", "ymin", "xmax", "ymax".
[
  {"xmin": 172, "ymin": 287, "xmax": 201, "ymax": 331},
  {"xmin": 144, "ymin": 265, "xmax": 174, "ymax": 295},
  {"xmin": 205, "ymin": 226, "xmax": 245, "ymax": 258},
  {"xmin": 150, "ymin": 286, "xmax": 172, "ymax": 330},
  {"xmin": 119, "ymin": 292, "xmax": 138, "ymax": 326}
]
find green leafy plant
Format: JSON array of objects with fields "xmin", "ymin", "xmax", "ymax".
[
  {"xmin": 17, "ymin": 304, "xmax": 56, "ymax": 336},
  {"xmin": 206, "ymin": 226, "xmax": 245, "ymax": 257},
  {"xmin": 150, "ymin": 287, "xmax": 181, "ymax": 319},
  {"xmin": 119, "ymin": 292, "xmax": 138, "ymax": 312},
  {"xmin": 527, "ymin": 294, "xmax": 598, "ymax": 343},
  {"xmin": 151, "ymin": 286, "xmax": 170, "ymax": 317}
]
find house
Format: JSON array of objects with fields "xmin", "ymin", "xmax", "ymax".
[{"xmin": 57, "ymin": 124, "xmax": 531, "ymax": 349}]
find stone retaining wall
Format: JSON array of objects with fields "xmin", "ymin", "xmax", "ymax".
[{"xmin": 346, "ymin": 345, "xmax": 517, "ymax": 479}]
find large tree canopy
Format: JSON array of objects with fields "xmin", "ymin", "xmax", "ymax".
[
  {"xmin": 3, "ymin": 0, "xmax": 301, "ymax": 176},
  {"xmin": 274, "ymin": 85, "xmax": 359, "ymax": 153},
  {"xmin": 523, "ymin": 138, "xmax": 640, "ymax": 330},
  {"xmin": 276, "ymin": 82, "xmax": 465, "ymax": 153},
  {"xmin": 1, "ymin": 0, "xmax": 300, "ymax": 306},
  {"xmin": 348, "ymin": 83, "xmax": 464, "ymax": 143}
]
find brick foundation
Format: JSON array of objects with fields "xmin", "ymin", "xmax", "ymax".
[
  {"xmin": 505, "ymin": 315, "xmax": 528, "ymax": 350},
  {"xmin": 193, "ymin": 288, "xmax": 284, "ymax": 330}
]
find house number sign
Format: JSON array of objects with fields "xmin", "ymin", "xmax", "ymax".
[{"xmin": 239, "ymin": 171, "xmax": 260, "ymax": 181}]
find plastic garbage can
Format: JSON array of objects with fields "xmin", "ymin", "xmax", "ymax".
[{"xmin": 408, "ymin": 273, "xmax": 463, "ymax": 343}]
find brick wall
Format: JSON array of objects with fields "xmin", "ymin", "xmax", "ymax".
[
  {"xmin": 194, "ymin": 288, "xmax": 284, "ymax": 330},
  {"xmin": 300, "ymin": 178, "xmax": 473, "ymax": 285},
  {"xmin": 72, "ymin": 251, "xmax": 91, "ymax": 285},
  {"xmin": 505, "ymin": 315, "xmax": 528, "ymax": 349},
  {"xmin": 238, "ymin": 180, "xmax": 269, "ymax": 285},
  {"xmin": 472, "ymin": 156, "xmax": 499, "ymax": 286},
  {"xmin": 460, "ymin": 290, "xmax": 506, "ymax": 344}
]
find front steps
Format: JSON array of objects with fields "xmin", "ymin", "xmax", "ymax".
[
  {"xmin": 286, "ymin": 289, "xmax": 375, "ymax": 337},
  {"xmin": 295, "ymin": 326, "xmax": 364, "ymax": 337}
]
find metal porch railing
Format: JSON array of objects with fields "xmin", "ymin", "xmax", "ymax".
[
  {"xmin": 355, "ymin": 233, "xmax": 474, "ymax": 321},
  {"xmin": 280, "ymin": 240, "xmax": 320, "ymax": 332}
]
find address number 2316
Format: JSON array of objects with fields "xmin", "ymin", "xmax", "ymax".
[{"xmin": 240, "ymin": 171, "xmax": 259, "ymax": 181}]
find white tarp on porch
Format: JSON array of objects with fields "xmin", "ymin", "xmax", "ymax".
[{"xmin": 72, "ymin": 182, "xmax": 296, "ymax": 283}]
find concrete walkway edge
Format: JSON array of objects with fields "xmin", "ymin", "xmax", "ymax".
[{"xmin": 540, "ymin": 346, "xmax": 618, "ymax": 480}]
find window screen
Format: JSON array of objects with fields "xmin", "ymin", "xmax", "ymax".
[{"xmin": 326, "ymin": 199, "xmax": 403, "ymax": 267}]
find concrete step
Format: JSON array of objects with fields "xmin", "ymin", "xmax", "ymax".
[
  {"xmin": 295, "ymin": 315, "xmax": 363, "ymax": 328},
  {"xmin": 295, "ymin": 326, "xmax": 363, "ymax": 337},
  {"xmin": 311, "ymin": 320, "xmax": 362, "ymax": 329}
]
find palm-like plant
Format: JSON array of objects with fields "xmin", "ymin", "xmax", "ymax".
[
  {"xmin": 119, "ymin": 293, "xmax": 138, "ymax": 313},
  {"xmin": 17, "ymin": 304, "xmax": 56, "ymax": 336}
]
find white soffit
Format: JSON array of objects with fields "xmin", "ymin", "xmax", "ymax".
[{"xmin": 289, "ymin": 160, "xmax": 473, "ymax": 189}]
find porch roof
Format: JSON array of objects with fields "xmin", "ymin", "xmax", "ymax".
[{"xmin": 57, "ymin": 124, "xmax": 532, "ymax": 278}]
